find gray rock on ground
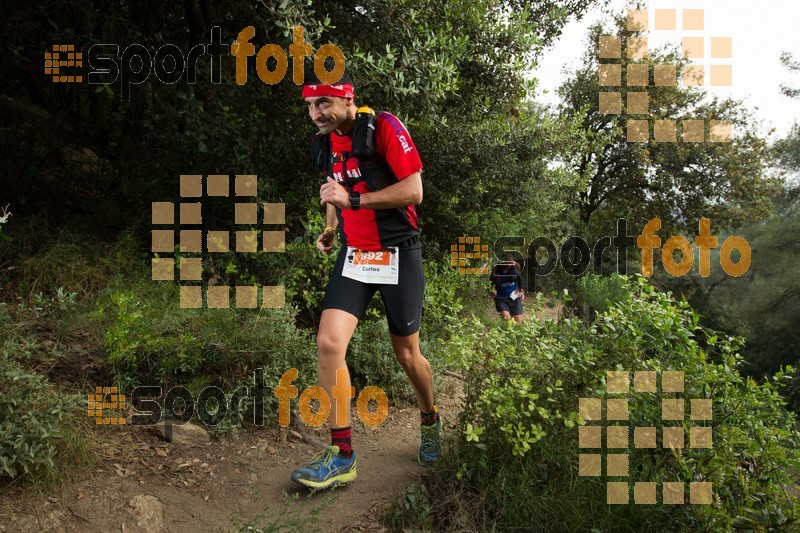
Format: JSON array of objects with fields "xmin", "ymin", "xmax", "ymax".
[
  {"xmin": 126, "ymin": 494, "xmax": 165, "ymax": 533},
  {"xmin": 152, "ymin": 420, "xmax": 210, "ymax": 446}
]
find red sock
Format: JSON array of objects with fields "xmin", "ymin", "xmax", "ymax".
[
  {"xmin": 331, "ymin": 427, "xmax": 353, "ymax": 458},
  {"xmin": 421, "ymin": 405, "xmax": 439, "ymax": 426}
]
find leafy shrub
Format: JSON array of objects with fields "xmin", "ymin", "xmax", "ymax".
[
  {"xmin": 18, "ymin": 287, "xmax": 79, "ymax": 317},
  {"xmin": 0, "ymin": 348, "xmax": 79, "ymax": 480},
  {"xmin": 207, "ymin": 201, "xmax": 338, "ymax": 327},
  {"xmin": 783, "ymin": 369, "xmax": 800, "ymax": 413},
  {"xmin": 421, "ymin": 259, "xmax": 472, "ymax": 340},
  {"xmin": 90, "ymin": 275, "xmax": 319, "ymax": 427},
  {"xmin": 572, "ymin": 272, "xmax": 630, "ymax": 316},
  {"xmin": 0, "ymin": 287, "xmax": 93, "ymax": 486},
  {"xmin": 387, "ymin": 481, "xmax": 433, "ymax": 531},
  {"xmin": 92, "ymin": 287, "xmax": 206, "ymax": 389},
  {"xmin": 90, "ymin": 252, "xmax": 479, "ymax": 429},
  {"xmin": 415, "ymin": 276, "xmax": 800, "ymax": 531},
  {"xmin": 347, "ymin": 318, "xmax": 415, "ymax": 404}
]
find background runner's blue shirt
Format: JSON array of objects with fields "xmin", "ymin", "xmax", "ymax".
[{"xmin": 491, "ymin": 266, "xmax": 523, "ymax": 298}]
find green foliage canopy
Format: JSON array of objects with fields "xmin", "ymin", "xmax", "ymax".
[{"xmin": 557, "ymin": 16, "xmax": 779, "ymax": 237}]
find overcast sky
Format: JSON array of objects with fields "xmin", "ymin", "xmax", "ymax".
[{"xmin": 532, "ymin": 0, "xmax": 800, "ymax": 138}]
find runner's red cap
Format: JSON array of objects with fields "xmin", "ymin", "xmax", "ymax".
[{"xmin": 302, "ymin": 83, "xmax": 355, "ymax": 99}]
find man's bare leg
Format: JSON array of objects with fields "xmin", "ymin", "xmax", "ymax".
[
  {"xmin": 291, "ymin": 308, "xmax": 360, "ymax": 488},
  {"xmin": 316, "ymin": 308, "xmax": 360, "ymax": 428},
  {"xmin": 390, "ymin": 332, "xmax": 434, "ymax": 411},
  {"xmin": 392, "ymin": 331, "xmax": 440, "ymax": 466}
]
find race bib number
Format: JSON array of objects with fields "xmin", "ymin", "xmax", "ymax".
[
  {"xmin": 342, "ymin": 247, "xmax": 399, "ymax": 285},
  {"xmin": 510, "ymin": 290, "xmax": 520, "ymax": 301}
]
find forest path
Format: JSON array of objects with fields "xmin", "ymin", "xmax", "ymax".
[{"xmin": 0, "ymin": 376, "xmax": 464, "ymax": 533}]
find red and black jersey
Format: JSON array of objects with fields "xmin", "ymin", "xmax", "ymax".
[{"xmin": 322, "ymin": 111, "xmax": 423, "ymax": 251}]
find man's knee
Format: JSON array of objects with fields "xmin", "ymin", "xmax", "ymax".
[
  {"xmin": 395, "ymin": 349, "xmax": 414, "ymax": 368},
  {"xmin": 317, "ymin": 330, "xmax": 347, "ymax": 356},
  {"xmin": 317, "ymin": 309, "xmax": 358, "ymax": 356},
  {"xmin": 392, "ymin": 339, "xmax": 418, "ymax": 368}
]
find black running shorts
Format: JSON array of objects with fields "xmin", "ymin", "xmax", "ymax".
[
  {"xmin": 321, "ymin": 246, "xmax": 425, "ymax": 336},
  {"xmin": 495, "ymin": 296, "xmax": 523, "ymax": 316}
]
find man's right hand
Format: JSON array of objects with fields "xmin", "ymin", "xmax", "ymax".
[{"xmin": 316, "ymin": 229, "xmax": 336, "ymax": 253}]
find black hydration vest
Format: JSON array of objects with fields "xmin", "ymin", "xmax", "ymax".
[
  {"xmin": 311, "ymin": 107, "xmax": 399, "ymax": 192},
  {"xmin": 310, "ymin": 108, "xmax": 420, "ymax": 248}
]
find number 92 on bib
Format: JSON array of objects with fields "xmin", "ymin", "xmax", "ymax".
[{"xmin": 341, "ymin": 246, "xmax": 399, "ymax": 285}]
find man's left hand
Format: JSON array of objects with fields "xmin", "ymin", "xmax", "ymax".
[{"xmin": 320, "ymin": 176, "xmax": 350, "ymax": 209}]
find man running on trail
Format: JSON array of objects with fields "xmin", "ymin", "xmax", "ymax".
[
  {"xmin": 290, "ymin": 65, "xmax": 440, "ymax": 490},
  {"xmin": 491, "ymin": 259, "xmax": 525, "ymax": 323}
]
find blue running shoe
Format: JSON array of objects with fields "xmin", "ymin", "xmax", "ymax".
[
  {"xmin": 291, "ymin": 446, "xmax": 357, "ymax": 489},
  {"xmin": 418, "ymin": 418, "xmax": 442, "ymax": 467}
]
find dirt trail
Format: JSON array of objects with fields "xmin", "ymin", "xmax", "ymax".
[
  {"xmin": 0, "ymin": 299, "xmax": 552, "ymax": 532},
  {"xmin": 0, "ymin": 377, "xmax": 463, "ymax": 533}
]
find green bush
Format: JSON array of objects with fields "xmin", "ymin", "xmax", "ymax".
[
  {"xmin": 94, "ymin": 287, "xmax": 206, "ymax": 389},
  {"xmin": 412, "ymin": 276, "xmax": 800, "ymax": 531},
  {"xmin": 348, "ymin": 318, "xmax": 415, "ymax": 404},
  {"xmin": 421, "ymin": 259, "xmax": 473, "ymax": 340},
  {"xmin": 89, "ymin": 253, "xmax": 478, "ymax": 427},
  {"xmin": 386, "ymin": 481, "xmax": 433, "ymax": 531},
  {"xmin": 90, "ymin": 275, "xmax": 319, "ymax": 427},
  {"xmin": 204, "ymin": 201, "xmax": 338, "ymax": 327},
  {"xmin": 572, "ymin": 272, "xmax": 630, "ymax": 316},
  {"xmin": 0, "ymin": 289, "xmax": 93, "ymax": 486},
  {"xmin": 0, "ymin": 348, "xmax": 78, "ymax": 480}
]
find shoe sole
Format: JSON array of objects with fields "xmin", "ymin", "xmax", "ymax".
[
  {"xmin": 292, "ymin": 468, "xmax": 357, "ymax": 489},
  {"xmin": 417, "ymin": 453, "xmax": 440, "ymax": 467}
]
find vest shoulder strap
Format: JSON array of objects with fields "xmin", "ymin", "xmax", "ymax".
[{"xmin": 311, "ymin": 133, "xmax": 331, "ymax": 171}]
